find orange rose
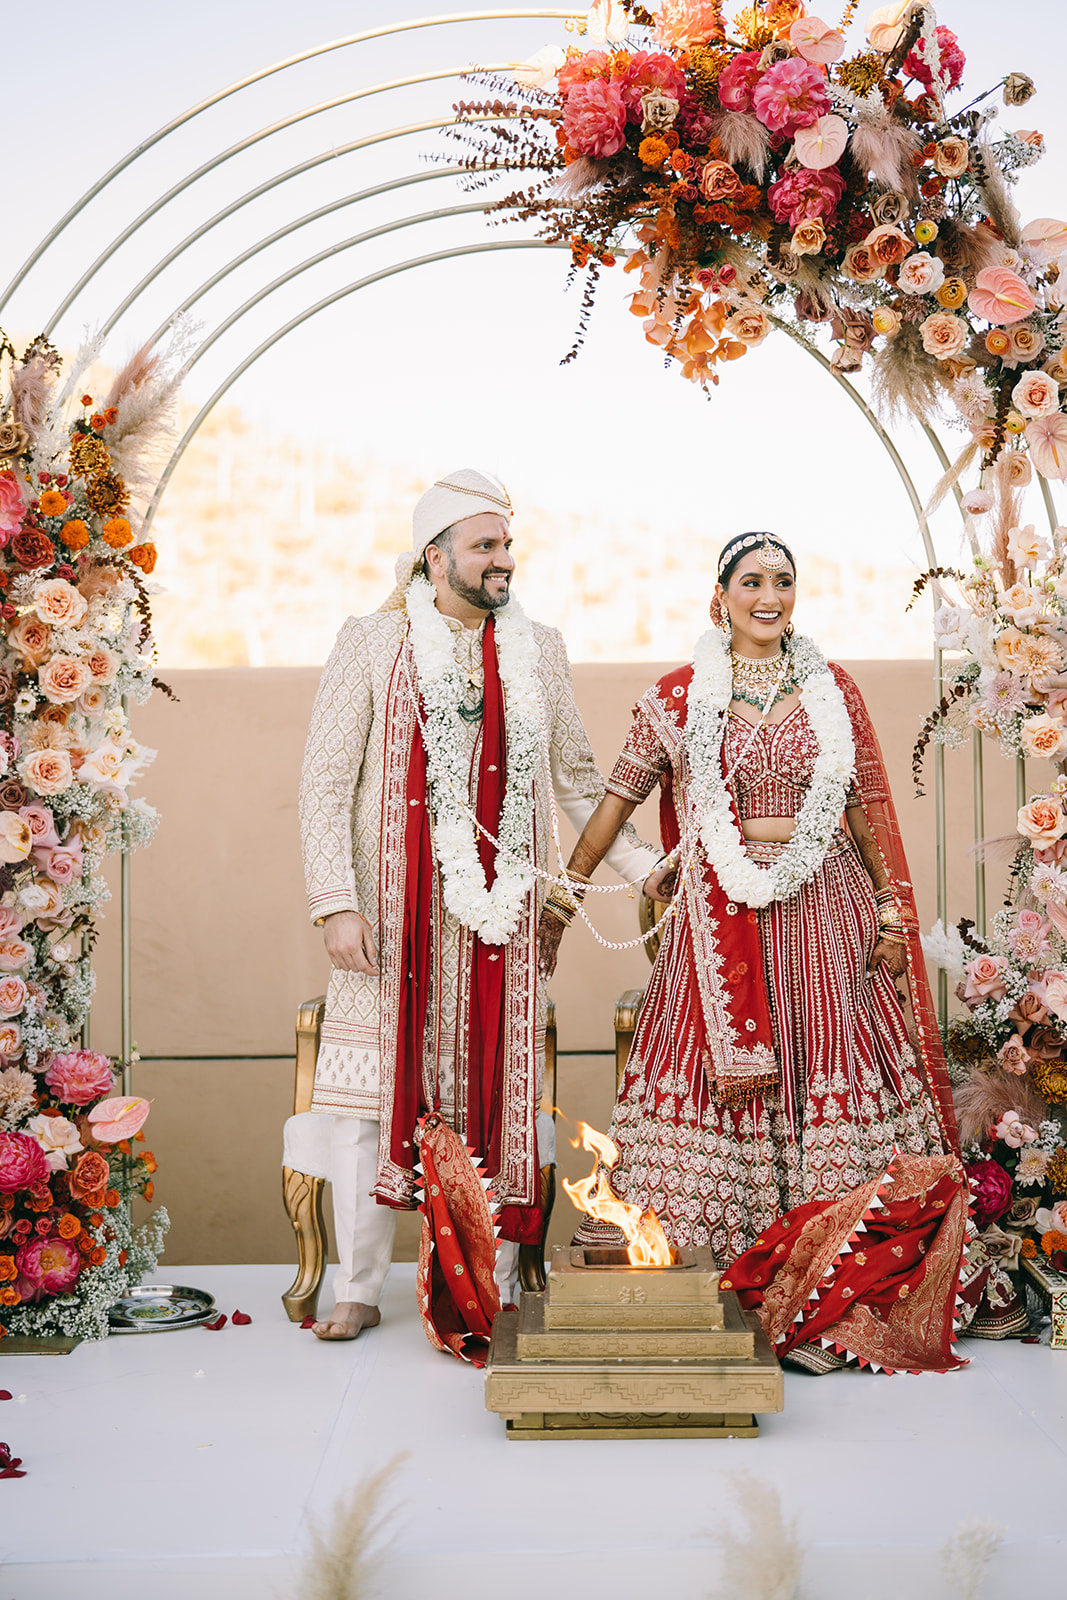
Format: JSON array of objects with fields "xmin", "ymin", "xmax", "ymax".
[
  {"xmin": 700, "ymin": 160, "xmax": 744, "ymax": 203},
  {"xmin": 57, "ymin": 1213, "xmax": 80, "ymax": 1239},
  {"xmin": 0, "ymin": 1254, "xmax": 16, "ymax": 1282},
  {"xmin": 865, "ymin": 224, "xmax": 913, "ymax": 267},
  {"xmin": 127, "ymin": 543, "xmax": 157, "ymax": 575},
  {"xmin": 0, "ymin": 1285, "xmax": 20, "ymax": 1307}
]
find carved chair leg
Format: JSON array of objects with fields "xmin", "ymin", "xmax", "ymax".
[
  {"xmin": 518, "ymin": 1163, "xmax": 556, "ymax": 1294},
  {"xmin": 281, "ymin": 1165, "xmax": 327, "ymax": 1323}
]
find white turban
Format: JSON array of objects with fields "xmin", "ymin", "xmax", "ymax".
[{"xmin": 379, "ymin": 468, "xmax": 512, "ymax": 610}]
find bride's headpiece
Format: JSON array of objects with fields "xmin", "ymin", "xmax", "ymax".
[{"xmin": 717, "ymin": 532, "xmax": 796, "ymax": 582}]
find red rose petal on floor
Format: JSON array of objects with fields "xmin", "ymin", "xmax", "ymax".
[
  {"xmin": 201, "ymin": 1314, "xmax": 228, "ymax": 1331},
  {"xmin": 0, "ymin": 1468, "xmax": 26, "ymax": 1478},
  {"xmin": 232, "ymin": 1310, "xmax": 252, "ymax": 1325},
  {"xmin": 0, "ymin": 1392, "xmax": 11, "ymax": 1401},
  {"xmin": 300, "ymin": 1316, "xmax": 316, "ymax": 1330}
]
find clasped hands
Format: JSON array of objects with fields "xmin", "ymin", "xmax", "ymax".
[{"xmin": 537, "ymin": 859, "xmax": 677, "ymax": 980}]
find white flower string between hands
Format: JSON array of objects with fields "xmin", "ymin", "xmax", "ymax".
[{"xmin": 404, "ymin": 576, "xmax": 854, "ymax": 946}]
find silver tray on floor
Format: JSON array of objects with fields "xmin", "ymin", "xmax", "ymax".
[{"xmin": 108, "ymin": 1285, "xmax": 216, "ymax": 1333}]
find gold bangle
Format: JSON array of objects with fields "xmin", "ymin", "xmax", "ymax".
[{"xmin": 543, "ymin": 901, "xmax": 573, "ymax": 928}]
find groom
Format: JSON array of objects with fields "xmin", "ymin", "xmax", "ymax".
[{"xmin": 298, "ymin": 468, "xmax": 656, "ymax": 1340}]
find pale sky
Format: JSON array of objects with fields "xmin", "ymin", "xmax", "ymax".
[{"xmin": 4, "ymin": 0, "xmax": 1066, "ymax": 651}]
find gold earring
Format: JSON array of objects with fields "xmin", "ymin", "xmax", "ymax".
[{"xmin": 783, "ymin": 621, "xmax": 795, "ymax": 640}]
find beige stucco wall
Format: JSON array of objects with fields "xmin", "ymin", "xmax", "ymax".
[{"xmin": 110, "ymin": 659, "xmax": 1019, "ymax": 1270}]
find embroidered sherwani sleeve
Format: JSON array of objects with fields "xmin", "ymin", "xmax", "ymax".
[
  {"xmin": 299, "ymin": 617, "xmax": 373, "ymax": 923},
  {"xmin": 540, "ymin": 626, "xmax": 659, "ymax": 884}
]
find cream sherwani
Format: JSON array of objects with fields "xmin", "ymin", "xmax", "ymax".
[{"xmin": 298, "ymin": 601, "xmax": 656, "ymax": 1304}]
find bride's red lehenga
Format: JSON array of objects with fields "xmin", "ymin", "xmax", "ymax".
[{"xmin": 605, "ymin": 660, "xmax": 1026, "ymax": 1373}]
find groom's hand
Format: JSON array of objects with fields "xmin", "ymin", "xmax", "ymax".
[{"xmin": 323, "ymin": 910, "xmax": 379, "ymax": 975}]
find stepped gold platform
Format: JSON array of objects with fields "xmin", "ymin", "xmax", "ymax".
[{"xmin": 485, "ymin": 1244, "xmax": 783, "ymax": 1440}]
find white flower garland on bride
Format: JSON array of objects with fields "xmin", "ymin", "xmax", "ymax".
[
  {"xmin": 405, "ymin": 575, "xmax": 540, "ymax": 944},
  {"xmin": 686, "ymin": 629, "xmax": 855, "ymax": 908}
]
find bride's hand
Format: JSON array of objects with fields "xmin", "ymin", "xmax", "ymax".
[
  {"xmin": 643, "ymin": 861, "xmax": 678, "ymax": 904},
  {"xmin": 869, "ymin": 937, "xmax": 907, "ymax": 980},
  {"xmin": 537, "ymin": 908, "xmax": 566, "ymax": 979}
]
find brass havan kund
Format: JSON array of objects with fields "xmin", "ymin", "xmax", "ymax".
[{"xmin": 485, "ymin": 1245, "xmax": 783, "ymax": 1440}]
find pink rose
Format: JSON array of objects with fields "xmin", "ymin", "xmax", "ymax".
[
  {"xmin": 44, "ymin": 1049, "xmax": 115, "ymax": 1107},
  {"xmin": 33, "ymin": 839, "xmax": 83, "ymax": 884},
  {"xmin": 752, "ymin": 57, "xmax": 831, "ymax": 135},
  {"xmin": 904, "ymin": 25, "xmax": 965, "ymax": 92},
  {"xmin": 0, "ymin": 976, "xmax": 27, "ymax": 1017},
  {"xmin": 962, "ymin": 953, "xmax": 1009, "ymax": 1003},
  {"xmin": 20, "ymin": 748, "xmax": 74, "ymax": 796},
  {"xmin": 0, "ymin": 908, "xmax": 23, "ymax": 940},
  {"xmin": 716, "ymin": 49, "xmax": 764, "ymax": 112},
  {"xmin": 0, "ymin": 1130, "xmax": 50, "ymax": 1194},
  {"xmin": 38, "ymin": 654, "xmax": 92, "ymax": 705},
  {"xmin": 0, "ymin": 940, "xmax": 29, "ymax": 973},
  {"xmin": 996, "ymin": 1032, "xmax": 1029, "ymax": 1074},
  {"xmin": 1010, "ymin": 988, "xmax": 1050, "ymax": 1029},
  {"xmin": 1051, "ymin": 1200, "xmax": 1067, "ymax": 1233},
  {"xmin": 619, "ymin": 51, "xmax": 687, "ymax": 116},
  {"xmin": 8, "ymin": 614, "xmax": 52, "ymax": 667},
  {"xmin": 768, "ymin": 164, "xmax": 845, "ymax": 227},
  {"xmin": 1012, "ymin": 370, "xmax": 1060, "ymax": 420},
  {"xmin": 897, "ymin": 251, "xmax": 946, "ymax": 295},
  {"xmin": 18, "ymin": 804, "xmax": 58, "ymax": 848},
  {"xmin": 0, "ymin": 1022, "xmax": 22, "ymax": 1059},
  {"xmin": 561, "ymin": 78, "xmax": 628, "ymax": 159},
  {"xmin": 964, "ymin": 1157, "xmax": 1013, "ymax": 1228},
  {"xmin": 14, "ymin": 1235, "xmax": 80, "ymax": 1301},
  {"xmin": 0, "ymin": 475, "xmax": 24, "ymax": 537}
]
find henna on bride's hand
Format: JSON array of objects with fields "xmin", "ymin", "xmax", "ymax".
[{"xmin": 537, "ymin": 910, "xmax": 565, "ymax": 979}]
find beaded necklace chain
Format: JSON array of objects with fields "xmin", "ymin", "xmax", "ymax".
[{"xmin": 730, "ymin": 647, "xmax": 797, "ymax": 712}]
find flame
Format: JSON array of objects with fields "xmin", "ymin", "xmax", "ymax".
[{"xmin": 562, "ymin": 1121, "xmax": 673, "ymax": 1267}]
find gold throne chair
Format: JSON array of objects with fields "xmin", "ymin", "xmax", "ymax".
[{"xmin": 281, "ymin": 1000, "xmax": 559, "ymax": 1322}]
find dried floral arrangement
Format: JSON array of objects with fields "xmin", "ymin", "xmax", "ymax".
[
  {"xmin": 0, "ymin": 328, "xmax": 179, "ymax": 1341},
  {"xmin": 449, "ymin": 2, "xmax": 1062, "ymax": 479}
]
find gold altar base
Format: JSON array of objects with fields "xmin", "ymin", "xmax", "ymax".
[{"xmin": 485, "ymin": 1245, "xmax": 783, "ymax": 1440}]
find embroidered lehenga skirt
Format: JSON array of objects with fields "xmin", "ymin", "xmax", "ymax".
[{"xmin": 611, "ymin": 833, "xmax": 946, "ymax": 1265}]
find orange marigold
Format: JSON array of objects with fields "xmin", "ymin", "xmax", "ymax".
[
  {"xmin": 128, "ymin": 541, "xmax": 157, "ymax": 574},
  {"xmin": 1042, "ymin": 1229, "xmax": 1067, "ymax": 1255},
  {"xmin": 102, "ymin": 517, "xmax": 132, "ymax": 548},
  {"xmin": 0, "ymin": 1254, "xmax": 16, "ymax": 1282},
  {"xmin": 56, "ymin": 1213, "xmax": 80, "ymax": 1239},
  {"xmin": 38, "ymin": 489, "xmax": 67, "ymax": 516},
  {"xmin": 1020, "ymin": 1237, "xmax": 1038, "ymax": 1258},
  {"xmin": 0, "ymin": 1286, "xmax": 20, "ymax": 1307},
  {"xmin": 59, "ymin": 518, "xmax": 91, "ymax": 550}
]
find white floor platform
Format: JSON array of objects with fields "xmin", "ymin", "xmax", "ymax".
[{"xmin": 1, "ymin": 1263, "xmax": 1064, "ymax": 1600}]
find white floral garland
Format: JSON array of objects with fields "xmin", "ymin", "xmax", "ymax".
[
  {"xmin": 685, "ymin": 629, "xmax": 855, "ymax": 907},
  {"xmin": 405, "ymin": 576, "xmax": 539, "ymax": 944}
]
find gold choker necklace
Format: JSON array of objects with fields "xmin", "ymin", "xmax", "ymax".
[{"xmin": 731, "ymin": 648, "xmax": 795, "ymax": 712}]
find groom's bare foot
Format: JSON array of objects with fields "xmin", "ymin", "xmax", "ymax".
[{"xmin": 311, "ymin": 1301, "xmax": 381, "ymax": 1341}]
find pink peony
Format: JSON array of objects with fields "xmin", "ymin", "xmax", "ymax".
[
  {"xmin": 717, "ymin": 49, "xmax": 764, "ymax": 112},
  {"xmin": 44, "ymin": 1049, "xmax": 114, "ymax": 1107},
  {"xmin": 0, "ymin": 476, "xmax": 25, "ymax": 538},
  {"xmin": 0, "ymin": 1130, "xmax": 50, "ymax": 1194},
  {"xmin": 964, "ymin": 1157, "xmax": 1013, "ymax": 1228},
  {"xmin": 904, "ymin": 25, "xmax": 965, "ymax": 92},
  {"xmin": 768, "ymin": 163, "xmax": 845, "ymax": 227},
  {"xmin": 15, "ymin": 1235, "xmax": 81, "ymax": 1301},
  {"xmin": 752, "ymin": 58, "xmax": 831, "ymax": 135},
  {"xmin": 561, "ymin": 78, "xmax": 628, "ymax": 158},
  {"xmin": 620, "ymin": 51, "xmax": 687, "ymax": 116}
]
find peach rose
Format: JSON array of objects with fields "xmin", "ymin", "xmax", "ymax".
[
  {"xmin": 997, "ymin": 1033, "xmax": 1029, "ymax": 1075},
  {"xmin": 1019, "ymin": 797, "xmax": 1067, "ymax": 849},
  {"xmin": 999, "ymin": 583, "xmax": 1044, "ymax": 627},
  {"xmin": 864, "ymin": 225, "xmax": 915, "ymax": 269},
  {"xmin": 700, "ymin": 160, "xmax": 744, "ymax": 202},
  {"xmin": 38, "ymin": 655, "xmax": 92, "ymax": 705},
  {"xmin": 0, "ymin": 939, "xmax": 28, "ymax": 974},
  {"xmin": 1045, "ymin": 349, "xmax": 1067, "ymax": 386},
  {"xmin": 722, "ymin": 309, "xmax": 771, "ymax": 346},
  {"xmin": 1002, "ymin": 451, "xmax": 1033, "ymax": 488},
  {"xmin": 934, "ymin": 137, "xmax": 969, "ymax": 178},
  {"xmin": 32, "ymin": 579, "xmax": 88, "ymax": 630},
  {"xmin": 31, "ymin": 877, "xmax": 66, "ymax": 928},
  {"xmin": 0, "ymin": 976, "xmax": 27, "ymax": 1018},
  {"xmin": 963, "ymin": 953, "xmax": 1009, "ymax": 1003},
  {"xmin": 8, "ymin": 614, "xmax": 52, "ymax": 667},
  {"xmin": 0, "ymin": 1023, "xmax": 22, "ymax": 1060},
  {"xmin": 791, "ymin": 217, "xmax": 826, "ymax": 256},
  {"xmin": 84, "ymin": 645, "xmax": 120, "ymax": 685},
  {"xmin": 921, "ymin": 311, "xmax": 968, "ymax": 359},
  {"xmin": 1021, "ymin": 712, "xmax": 1067, "ymax": 759},
  {"xmin": 842, "ymin": 241, "xmax": 883, "ymax": 282},
  {"xmin": 1009, "ymin": 324, "xmax": 1044, "ymax": 363},
  {"xmin": 995, "ymin": 626, "xmax": 1027, "ymax": 672},
  {"xmin": 898, "ymin": 251, "xmax": 947, "ymax": 295},
  {"xmin": 21, "ymin": 747, "xmax": 74, "ymax": 796},
  {"xmin": 1012, "ymin": 370, "xmax": 1060, "ymax": 420},
  {"xmin": 77, "ymin": 685, "xmax": 108, "ymax": 720}
]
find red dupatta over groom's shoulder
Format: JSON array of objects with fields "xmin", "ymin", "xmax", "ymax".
[{"xmin": 373, "ymin": 619, "xmax": 541, "ymax": 1241}]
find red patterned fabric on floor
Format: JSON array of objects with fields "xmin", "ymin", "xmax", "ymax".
[{"xmin": 415, "ymin": 1114, "xmax": 501, "ymax": 1361}]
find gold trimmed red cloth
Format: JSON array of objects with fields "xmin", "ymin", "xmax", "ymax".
[{"xmin": 415, "ymin": 1114, "xmax": 502, "ymax": 1361}]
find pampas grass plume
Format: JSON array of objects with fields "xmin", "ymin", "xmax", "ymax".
[
  {"xmin": 955, "ymin": 1067, "xmax": 1048, "ymax": 1147},
  {"xmin": 940, "ymin": 1519, "xmax": 1004, "ymax": 1599},
  {"xmin": 850, "ymin": 120, "xmax": 919, "ymax": 195},
  {"xmin": 295, "ymin": 1454, "xmax": 405, "ymax": 1600},
  {"xmin": 712, "ymin": 111, "xmax": 770, "ymax": 182},
  {"xmin": 714, "ymin": 1472, "xmax": 806, "ymax": 1600}
]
